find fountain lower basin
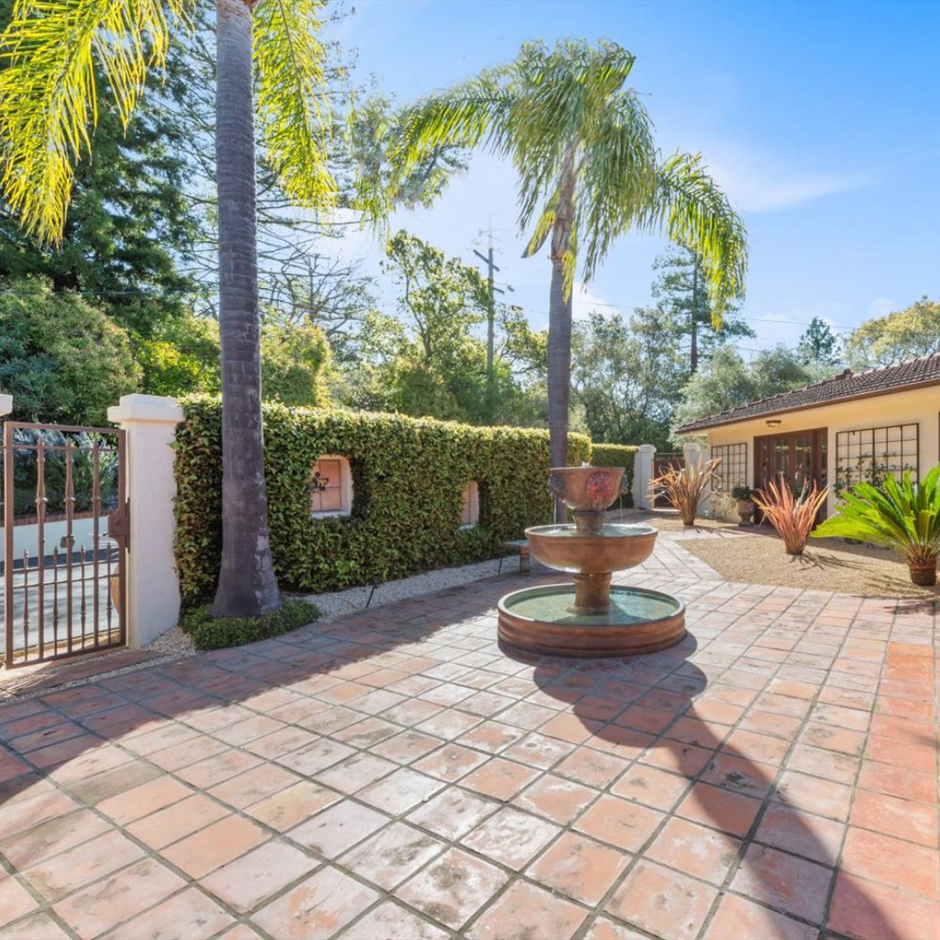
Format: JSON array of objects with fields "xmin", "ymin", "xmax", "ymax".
[{"xmin": 498, "ymin": 584, "xmax": 685, "ymax": 657}]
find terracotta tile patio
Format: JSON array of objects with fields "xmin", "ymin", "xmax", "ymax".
[{"xmin": 0, "ymin": 534, "xmax": 937, "ymax": 939}]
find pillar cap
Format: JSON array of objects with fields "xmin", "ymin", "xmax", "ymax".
[
  {"xmin": 107, "ymin": 394, "xmax": 183, "ymax": 425},
  {"xmin": 0, "ymin": 393, "xmax": 11, "ymax": 417},
  {"xmin": 638, "ymin": 443, "xmax": 656, "ymax": 452}
]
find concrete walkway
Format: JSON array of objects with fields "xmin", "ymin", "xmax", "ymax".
[{"xmin": 0, "ymin": 535, "xmax": 936, "ymax": 939}]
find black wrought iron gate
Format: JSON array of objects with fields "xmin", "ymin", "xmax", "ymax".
[{"xmin": 2, "ymin": 422, "xmax": 128, "ymax": 668}]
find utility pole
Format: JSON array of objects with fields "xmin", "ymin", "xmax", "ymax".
[
  {"xmin": 690, "ymin": 254, "xmax": 700, "ymax": 374},
  {"xmin": 473, "ymin": 223, "xmax": 506, "ymax": 423}
]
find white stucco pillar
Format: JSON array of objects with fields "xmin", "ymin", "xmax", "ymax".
[
  {"xmin": 0, "ymin": 394, "xmax": 11, "ymax": 417},
  {"xmin": 633, "ymin": 444, "xmax": 656, "ymax": 510},
  {"xmin": 107, "ymin": 394, "xmax": 184, "ymax": 648}
]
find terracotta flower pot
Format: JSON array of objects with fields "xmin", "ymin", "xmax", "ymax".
[
  {"xmin": 908, "ymin": 561, "xmax": 937, "ymax": 587},
  {"xmin": 736, "ymin": 498, "xmax": 755, "ymax": 527}
]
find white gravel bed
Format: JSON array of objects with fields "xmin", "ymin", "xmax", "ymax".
[
  {"xmin": 145, "ymin": 624, "xmax": 196, "ymax": 656},
  {"xmin": 298, "ymin": 556, "xmax": 519, "ymax": 622}
]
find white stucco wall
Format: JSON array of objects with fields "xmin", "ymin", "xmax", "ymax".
[{"xmin": 699, "ymin": 385, "xmax": 940, "ymax": 521}]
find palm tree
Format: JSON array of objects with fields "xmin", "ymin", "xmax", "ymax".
[
  {"xmin": 0, "ymin": 0, "xmax": 336, "ymax": 616},
  {"xmin": 389, "ymin": 40, "xmax": 747, "ymax": 520}
]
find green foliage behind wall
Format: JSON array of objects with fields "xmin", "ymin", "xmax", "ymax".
[
  {"xmin": 174, "ymin": 397, "xmax": 592, "ymax": 606},
  {"xmin": 589, "ymin": 444, "xmax": 639, "ymax": 468}
]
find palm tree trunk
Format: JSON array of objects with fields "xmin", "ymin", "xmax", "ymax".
[
  {"xmin": 547, "ymin": 256, "xmax": 572, "ymax": 522},
  {"xmin": 211, "ymin": 0, "xmax": 281, "ymax": 617},
  {"xmin": 547, "ymin": 147, "xmax": 577, "ymax": 523}
]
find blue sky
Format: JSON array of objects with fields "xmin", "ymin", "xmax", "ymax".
[{"xmin": 331, "ymin": 0, "xmax": 940, "ymax": 354}]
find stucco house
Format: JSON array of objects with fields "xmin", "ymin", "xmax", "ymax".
[{"xmin": 675, "ymin": 353, "xmax": 940, "ymax": 521}]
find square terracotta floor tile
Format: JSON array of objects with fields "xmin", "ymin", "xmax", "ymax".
[
  {"xmin": 606, "ymin": 860, "xmax": 718, "ymax": 940},
  {"xmin": 611, "ymin": 764, "xmax": 690, "ymax": 812},
  {"xmin": 540, "ymin": 713, "xmax": 604, "ymax": 745},
  {"xmin": 407, "ymin": 787, "xmax": 499, "ymax": 840},
  {"xmin": 0, "ymin": 808, "xmax": 110, "ymax": 869},
  {"xmin": 774, "ymin": 770, "xmax": 854, "ymax": 822},
  {"xmin": 251, "ymin": 866, "xmax": 379, "ymax": 940},
  {"xmin": 700, "ymin": 752, "xmax": 774, "ymax": 798},
  {"xmin": 849, "ymin": 788, "xmax": 937, "ymax": 847},
  {"xmin": 0, "ymin": 789, "xmax": 79, "ymax": 843},
  {"xmin": 337, "ymin": 902, "xmax": 449, "ymax": 939},
  {"xmin": 244, "ymin": 780, "xmax": 341, "ymax": 832},
  {"xmin": 498, "ymin": 702, "xmax": 557, "ymax": 731},
  {"xmin": 127, "ymin": 794, "xmax": 229, "ymax": 850},
  {"xmin": 461, "ymin": 758, "xmax": 540, "ymax": 801},
  {"xmin": 502, "ymin": 732, "xmax": 576, "ymax": 769},
  {"xmin": 841, "ymin": 826, "xmax": 939, "ymax": 899},
  {"xmin": 857, "ymin": 760, "xmax": 937, "ymax": 804},
  {"xmin": 512, "ymin": 773, "xmax": 598, "ymax": 825},
  {"xmin": 527, "ymin": 831, "xmax": 630, "ymax": 905},
  {"xmin": 676, "ymin": 783, "xmax": 762, "ymax": 837},
  {"xmin": 722, "ymin": 729, "xmax": 791, "ymax": 765},
  {"xmin": 243, "ymin": 725, "xmax": 321, "ymax": 759},
  {"xmin": 97, "ymin": 776, "xmax": 192, "ymax": 826},
  {"xmin": 209, "ymin": 763, "xmax": 299, "ymax": 810},
  {"xmin": 555, "ymin": 746, "xmax": 629, "ymax": 789},
  {"xmin": 398, "ymin": 848, "xmax": 510, "ymax": 931},
  {"xmin": 66, "ymin": 759, "xmax": 164, "ymax": 806},
  {"xmin": 755, "ymin": 802, "xmax": 845, "ymax": 865},
  {"xmin": 0, "ymin": 911, "xmax": 70, "ymax": 940},
  {"xmin": 458, "ymin": 720, "xmax": 526, "ymax": 754},
  {"xmin": 461, "ymin": 806, "xmax": 560, "ymax": 870},
  {"xmin": 332, "ymin": 717, "xmax": 400, "ymax": 749},
  {"xmin": 646, "ymin": 816, "xmax": 741, "ymax": 885},
  {"xmin": 730, "ymin": 843, "xmax": 833, "ymax": 924},
  {"xmin": 615, "ymin": 705, "xmax": 676, "ymax": 735},
  {"xmin": 828, "ymin": 871, "xmax": 940, "ymax": 940},
  {"xmin": 174, "ymin": 749, "xmax": 262, "ymax": 788},
  {"xmin": 314, "ymin": 752, "xmax": 398, "ymax": 794},
  {"xmin": 372, "ymin": 731, "xmax": 443, "ymax": 764},
  {"xmin": 466, "ymin": 881, "xmax": 587, "ymax": 940},
  {"xmin": 338, "ymin": 821, "xmax": 445, "ymax": 889},
  {"xmin": 703, "ymin": 893, "xmax": 817, "ymax": 940},
  {"xmin": 160, "ymin": 814, "xmax": 267, "ymax": 879},
  {"xmin": 102, "ymin": 886, "xmax": 234, "ymax": 940},
  {"xmin": 22, "ymin": 829, "xmax": 144, "ymax": 901},
  {"xmin": 785, "ymin": 743, "xmax": 859, "ymax": 785},
  {"xmin": 413, "ymin": 743, "xmax": 488, "ymax": 781},
  {"xmin": 274, "ymin": 738, "xmax": 356, "ymax": 777},
  {"xmin": 202, "ymin": 840, "xmax": 319, "ymax": 913},
  {"xmin": 287, "ymin": 800, "xmax": 389, "ymax": 858},
  {"xmin": 0, "ymin": 873, "xmax": 37, "ymax": 927},
  {"xmin": 52, "ymin": 857, "xmax": 184, "ymax": 938},
  {"xmin": 575, "ymin": 794, "xmax": 663, "ymax": 852},
  {"xmin": 415, "ymin": 709, "xmax": 482, "ymax": 740},
  {"xmin": 356, "ymin": 767, "xmax": 445, "ymax": 815},
  {"xmin": 642, "ymin": 742, "xmax": 713, "ymax": 777}
]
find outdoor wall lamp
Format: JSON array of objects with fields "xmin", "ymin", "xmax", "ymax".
[{"xmin": 765, "ymin": 419, "xmax": 782, "ymax": 428}]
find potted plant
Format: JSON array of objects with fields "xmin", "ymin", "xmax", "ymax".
[
  {"xmin": 812, "ymin": 466, "xmax": 940, "ymax": 586},
  {"xmin": 731, "ymin": 485, "xmax": 756, "ymax": 526}
]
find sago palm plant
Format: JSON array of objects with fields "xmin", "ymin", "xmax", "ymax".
[
  {"xmin": 812, "ymin": 466, "xmax": 940, "ymax": 586},
  {"xmin": 385, "ymin": 40, "xmax": 747, "ymax": 520},
  {"xmin": 651, "ymin": 457, "xmax": 721, "ymax": 527},
  {"xmin": 0, "ymin": 0, "xmax": 336, "ymax": 617},
  {"xmin": 753, "ymin": 477, "xmax": 829, "ymax": 556}
]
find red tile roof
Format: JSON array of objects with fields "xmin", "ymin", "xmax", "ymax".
[{"xmin": 676, "ymin": 353, "xmax": 940, "ymax": 433}]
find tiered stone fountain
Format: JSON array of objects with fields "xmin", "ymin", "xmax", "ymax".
[{"xmin": 497, "ymin": 465, "xmax": 686, "ymax": 657}]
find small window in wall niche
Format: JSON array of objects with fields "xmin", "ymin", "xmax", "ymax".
[
  {"xmin": 311, "ymin": 456, "xmax": 353, "ymax": 517},
  {"xmin": 461, "ymin": 481, "xmax": 479, "ymax": 528}
]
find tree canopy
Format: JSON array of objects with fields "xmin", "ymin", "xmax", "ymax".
[{"xmin": 843, "ymin": 296, "xmax": 940, "ymax": 369}]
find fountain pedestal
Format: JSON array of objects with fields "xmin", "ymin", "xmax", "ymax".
[{"xmin": 497, "ymin": 466, "xmax": 686, "ymax": 658}]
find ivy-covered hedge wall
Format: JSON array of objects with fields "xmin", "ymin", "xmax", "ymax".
[
  {"xmin": 174, "ymin": 397, "xmax": 592, "ymax": 606},
  {"xmin": 590, "ymin": 444, "xmax": 639, "ymax": 468}
]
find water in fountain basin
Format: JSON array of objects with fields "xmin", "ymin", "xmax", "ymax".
[{"xmin": 503, "ymin": 585, "xmax": 681, "ymax": 627}]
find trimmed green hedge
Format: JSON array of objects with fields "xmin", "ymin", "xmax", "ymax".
[
  {"xmin": 174, "ymin": 397, "xmax": 592, "ymax": 606},
  {"xmin": 180, "ymin": 599, "xmax": 320, "ymax": 651},
  {"xmin": 590, "ymin": 443, "xmax": 639, "ymax": 468}
]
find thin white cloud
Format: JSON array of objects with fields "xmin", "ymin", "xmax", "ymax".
[
  {"xmin": 572, "ymin": 283, "xmax": 618, "ymax": 320},
  {"xmin": 705, "ymin": 144, "xmax": 872, "ymax": 212},
  {"xmin": 866, "ymin": 296, "xmax": 895, "ymax": 320}
]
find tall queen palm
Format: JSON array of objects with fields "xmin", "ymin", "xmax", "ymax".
[
  {"xmin": 390, "ymin": 40, "xmax": 748, "ymax": 520},
  {"xmin": 0, "ymin": 0, "xmax": 336, "ymax": 616}
]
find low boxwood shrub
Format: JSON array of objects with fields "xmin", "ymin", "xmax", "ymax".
[
  {"xmin": 180, "ymin": 599, "xmax": 321, "ymax": 651},
  {"xmin": 174, "ymin": 397, "xmax": 592, "ymax": 605}
]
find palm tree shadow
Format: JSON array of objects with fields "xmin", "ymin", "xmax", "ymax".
[{"xmin": 522, "ymin": 651, "xmax": 898, "ymax": 939}]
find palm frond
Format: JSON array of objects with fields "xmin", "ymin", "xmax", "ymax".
[
  {"xmin": 253, "ymin": 0, "xmax": 335, "ymax": 211},
  {"xmin": 0, "ymin": 0, "xmax": 192, "ymax": 243},
  {"xmin": 640, "ymin": 152, "xmax": 748, "ymax": 323}
]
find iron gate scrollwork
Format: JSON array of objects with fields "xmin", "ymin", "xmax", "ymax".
[{"xmin": 2, "ymin": 422, "xmax": 128, "ymax": 667}]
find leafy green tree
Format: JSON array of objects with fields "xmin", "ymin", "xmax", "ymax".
[
  {"xmin": 797, "ymin": 316, "xmax": 843, "ymax": 367},
  {"xmin": 136, "ymin": 313, "xmax": 222, "ymax": 397},
  {"xmin": 0, "ymin": 0, "xmax": 339, "ymax": 617},
  {"xmin": 674, "ymin": 345, "xmax": 814, "ymax": 431},
  {"xmin": 260, "ymin": 314, "xmax": 331, "ymax": 408},
  {"xmin": 843, "ymin": 296, "xmax": 940, "ymax": 369},
  {"xmin": 652, "ymin": 246, "xmax": 754, "ymax": 372},
  {"xmin": 388, "ymin": 40, "xmax": 747, "ymax": 518},
  {"xmin": 0, "ymin": 280, "xmax": 138, "ymax": 425},
  {"xmin": 0, "ymin": 0, "xmax": 200, "ymax": 337}
]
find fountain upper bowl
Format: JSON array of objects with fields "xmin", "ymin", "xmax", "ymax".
[
  {"xmin": 548, "ymin": 466, "xmax": 625, "ymax": 512},
  {"xmin": 525, "ymin": 522, "xmax": 657, "ymax": 574}
]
